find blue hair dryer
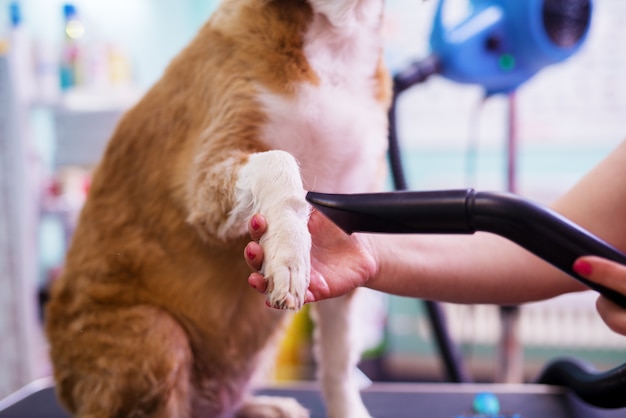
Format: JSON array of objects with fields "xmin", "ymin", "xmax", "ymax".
[
  {"xmin": 429, "ymin": 0, "xmax": 592, "ymax": 95},
  {"xmin": 390, "ymin": 0, "xmax": 595, "ymax": 187}
]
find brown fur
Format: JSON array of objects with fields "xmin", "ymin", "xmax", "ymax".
[{"xmin": 45, "ymin": 0, "xmax": 389, "ymax": 417}]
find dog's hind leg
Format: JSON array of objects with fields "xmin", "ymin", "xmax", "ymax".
[
  {"xmin": 48, "ymin": 305, "xmax": 193, "ymax": 418},
  {"xmin": 311, "ymin": 294, "xmax": 373, "ymax": 418}
]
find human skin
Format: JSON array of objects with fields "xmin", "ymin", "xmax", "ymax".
[{"xmin": 246, "ymin": 139, "xmax": 626, "ymax": 335}]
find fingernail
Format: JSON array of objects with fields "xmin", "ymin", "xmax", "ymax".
[
  {"xmin": 573, "ymin": 259, "xmax": 593, "ymax": 276},
  {"xmin": 251, "ymin": 217, "xmax": 260, "ymax": 231},
  {"xmin": 246, "ymin": 248, "xmax": 255, "ymax": 260}
]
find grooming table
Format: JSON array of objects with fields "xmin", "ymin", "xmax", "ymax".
[{"xmin": 2, "ymin": 378, "xmax": 626, "ymax": 417}]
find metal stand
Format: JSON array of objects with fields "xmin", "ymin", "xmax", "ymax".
[{"xmin": 496, "ymin": 92, "xmax": 524, "ymax": 383}]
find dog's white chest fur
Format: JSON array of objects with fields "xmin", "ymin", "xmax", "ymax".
[{"xmin": 257, "ymin": 3, "xmax": 388, "ymax": 194}]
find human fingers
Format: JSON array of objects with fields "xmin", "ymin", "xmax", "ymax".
[
  {"xmin": 244, "ymin": 241, "xmax": 264, "ymax": 271},
  {"xmin": 248, "ymin": 214, "xmax": 267, "ymax": 242},
  {"xmin": 248, "ymin": 272, "xmax": 268, "ymax": 293},
  {"xmin": 305, "ymin": 270, "xmax": 331, "ymax": 304},
  {"xmin": 573, "ymin": 256, "xmax": 626, "ymax": 336},
  {"xmin": 573, "ymin": 256, "xmax": 626, "ymax": 296},
  {"xmin": 595, "ymin": 296, "xmax": 626, "ymax": 336},
  {"xmin": 306, "ymin": 209, "xmax": 377, "ymax": 300}
]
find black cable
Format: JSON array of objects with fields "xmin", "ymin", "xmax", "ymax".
[
  {"xmin": 537, "ymin": 357, "xmax": 626, "ymax": 409},
  {"xmin": 388, "ymin": 55, "xmax": 441, "ymax": 191},
  {"xmin": 387, "ymin": 90, "xmax": 407, "ymax": 191},
  {"xmin": 393, "ymin": 55, "xmax": 441, "ymax": 94},
  {"xmin": 422, "ymin": 299, "xmax": 472, "ymax": 383},
  {"xmin": 387, "ymin": 56, "xmax": 471, "ymax": 383}
]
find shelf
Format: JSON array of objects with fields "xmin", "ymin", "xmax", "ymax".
[{"xmin": 35, "ymin": 87, "xmax": 144, "ymax": 168}]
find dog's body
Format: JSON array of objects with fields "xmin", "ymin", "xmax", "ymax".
[{"xmin": 45, "ymin": 1, "xmax": 390, "ymax": 417}]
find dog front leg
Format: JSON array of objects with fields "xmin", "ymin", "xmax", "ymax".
[
  {"xmin": 312, "ymin": 295, "xmax": 373, "ymax": 418},
  {"xmin": 235, "ymin": 150, "xmax": 312, "ymax": 310},
  {"xmin": 187, "ymin": 149, "xmax": 311, "ymax": 311}
]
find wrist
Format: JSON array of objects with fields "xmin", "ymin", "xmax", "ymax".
[{"xmin": 359, "ymin": 233, "xmax": 381, "ymax": 291}]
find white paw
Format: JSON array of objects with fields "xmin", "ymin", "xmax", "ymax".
[
  {"xmin": 260, "ymin": 212, "xmax": 311, "ymax": 311},
  {"xmin": 232, "ymin": 150, "xmax": 311, "ymax": 310}
]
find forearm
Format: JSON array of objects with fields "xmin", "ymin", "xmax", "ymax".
[
  {"xmin": 365, "ymin": 231, "xmax": 586, "ymax": 305},
  {"xmin": 367, "ymin": 139, "xmax": 626, "ymax": 305}
]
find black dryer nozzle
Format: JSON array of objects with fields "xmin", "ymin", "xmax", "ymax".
[
  {"xmin": 306, "ymin": 189, "xmax": 474, "ymax": 235},
  {"xmin": 306, "ymin": 189, "xmax": 626, "ymax": 309}
]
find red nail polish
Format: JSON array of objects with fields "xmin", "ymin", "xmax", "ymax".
[
  {"xmin": 251, "ymin": 217, "xmax": 260, "ymax": 231},
  {"xmin": 246, "ymin": 248, "xmax": 255, "ymax": 260},
  {"xmin": 573, "ymin": 259, "xmax": 593, "ymax": 276}
]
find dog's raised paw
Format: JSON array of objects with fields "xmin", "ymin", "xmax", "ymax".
[
  {"xmin": 259, "ymin": 215, "xmax": 311, "ymax": 311},
  {"xmin": 263, "ymin": 249, "xmax": 309, "ymax": 311}
]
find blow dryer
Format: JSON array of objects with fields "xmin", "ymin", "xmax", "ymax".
[
  {"xmin": 395, "ymin": 0, "xmax": 592, "ymax": 94},
  {"xmin": 389, "ymin": 0, "xmax": 594, "ymax": 190}
]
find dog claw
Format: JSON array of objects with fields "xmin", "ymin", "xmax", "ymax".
[
  {"xmin": 266, "ymin": 292, "xmax": 302, "ymax": 311},
  {"xmin": 284, "ymin": 294, "xmax": 296, "ymax": 310}
]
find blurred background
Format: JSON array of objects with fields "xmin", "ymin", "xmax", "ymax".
[{"xmin": 0, "ymin": 0, "xmax": 625, "ymax": 400}]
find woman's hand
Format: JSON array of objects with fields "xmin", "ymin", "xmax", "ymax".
[
  {"xmin": 245, "ymin": 210, "xmax": 377, "ymax": 304},
  {"xmin": 244, "ymin": 211, "xmax": 626, "ymax": 337},
  {"xmin": 574, "ymin": 256, "xmax": 626, "ymax": 336}
]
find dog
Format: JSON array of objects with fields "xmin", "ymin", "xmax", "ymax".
[{"xmin": 45, "ymin": 0, "xmax": 390, "ymax": 417}]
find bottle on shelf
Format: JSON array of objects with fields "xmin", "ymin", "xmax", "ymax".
[
  {"xmin": 59, "ymin": 3, "xmax": 85, "ymax": 91},
  {"xmin": 7, "ymin": 1, "xmax": 34, "ymax": 103}
]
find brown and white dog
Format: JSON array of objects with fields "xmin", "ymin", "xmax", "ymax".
[{"xmin": 45, "ymin": 0, "xmax": 390, "ymax": 417}]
